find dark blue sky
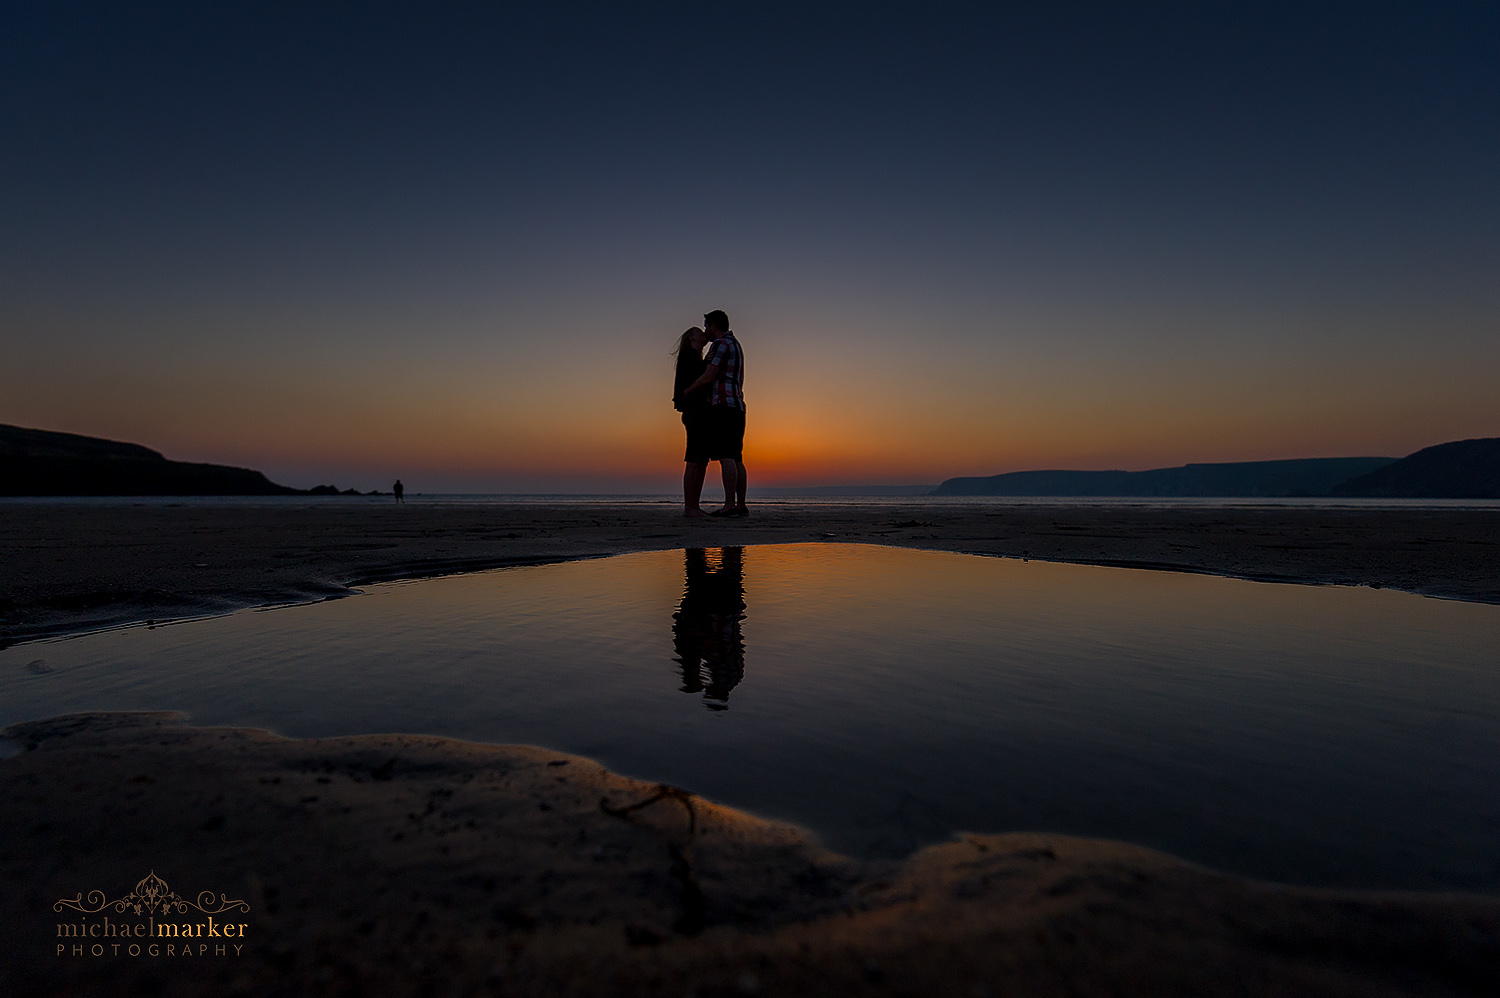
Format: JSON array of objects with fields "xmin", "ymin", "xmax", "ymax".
[{"xmin": 5, "ymin": 2, "xmax": 1498, "ymax": 489}]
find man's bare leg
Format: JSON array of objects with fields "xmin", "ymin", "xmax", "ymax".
[
  {"xmin": 735, "ymin": 462, "xmax": 748, "ymax": 512},
  {"xmin": 717, "ymin": 458, "xmax": 740, "ymax": 512},
  {"xmin": 683, "ymin": 462, "xmax": 709, "ymax": 516}
]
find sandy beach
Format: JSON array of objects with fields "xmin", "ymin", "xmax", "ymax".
[
  {"xmin": 7, "ymin": 712, "xmax": 1498, "ymax": 997},
  {"xmin": 2, "ymin": 499, "xmax": 1496, "ymax": 647},
  {"xmin": 3, "ymin": 500, "xmax": 1498, "ymax": 995}
]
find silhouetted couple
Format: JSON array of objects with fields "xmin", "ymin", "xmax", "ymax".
[
  {"xmin": 672, "ymin": 547, "xmax": 746, "ymax": 710},
  {"xmin": 673, "ymin": 309, "xmax": 747, "ymax": 518}
]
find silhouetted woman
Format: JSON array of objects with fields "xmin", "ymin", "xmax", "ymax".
[{"xmin": 673, "ymin": 326, "xmax": 712, "ymax": 515}]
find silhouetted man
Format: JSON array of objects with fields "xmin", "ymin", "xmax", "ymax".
[
  {"xmin": 393, "ymin": 479, "xmax": 404, "ymax": 503},
  {"xmin": 682, "ymin": 309, "xmax": 747, "ymax": 516}
]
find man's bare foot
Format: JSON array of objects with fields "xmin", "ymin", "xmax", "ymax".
[
  {"xmin": 707, "ymin": 507, "xmax": 737, "ymax": 517},
  {"xmin": 683, "ymin": 507, "xmax": 711, "ymax": 519}
]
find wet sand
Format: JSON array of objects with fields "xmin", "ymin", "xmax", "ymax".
[
  {"xmin": 3, "ymin": 499, "xmax": 1498, "ymax": 994},
  {"xmin": 6, "ymin": 712, "xmax": 1498, "ymax": 997},
  {"xmin": 2, "ymin": 499, "xmax": 1496, "ymax": 647}
]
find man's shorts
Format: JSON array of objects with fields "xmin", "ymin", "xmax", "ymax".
[
  {"xmin": 682, "ymin": 409, "xmax": 713, "ymax": 464},
  {"xmin": 702, "ymin": 405, "xmax": 745, "ymax": 462}
]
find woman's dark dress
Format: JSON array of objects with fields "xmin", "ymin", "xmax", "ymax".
[{"xmin": 674, "ymin": 349, "xmax": 711, "ymax": 463}]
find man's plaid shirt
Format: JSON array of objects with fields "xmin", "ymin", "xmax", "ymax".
[{"xmin": 706, "ymin": 333, "xmax": 745, "ymax": 411}]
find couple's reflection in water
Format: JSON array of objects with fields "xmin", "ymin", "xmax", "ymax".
[{"xmin": 672, "ymin": 547, "xmax": 746, "ymax": 710}]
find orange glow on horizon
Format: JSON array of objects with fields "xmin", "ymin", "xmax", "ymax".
[{"xmin": 8, "ymin": 319, "xmax": 1498, "ymax": 491}]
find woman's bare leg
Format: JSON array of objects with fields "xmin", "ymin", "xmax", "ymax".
[{"xmin": 684, "ymin": 462, "xmax": 708, "ymax": 515}]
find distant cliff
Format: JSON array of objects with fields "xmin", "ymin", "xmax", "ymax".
[
  {"xmin": 931, "ymin": 457, "xmax": 1397, "ymax": 498},
  {"xmin": 1, "ymin": 424, "xmax": 307, "ymax": 496},
  {"xmin": 1330, "ymin": 438, "xmax": 1500, "ymax": 498}
]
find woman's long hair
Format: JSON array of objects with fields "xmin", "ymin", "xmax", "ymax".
[{"xmin": 674, "ymin": 326, "xmax": 705, "ymax": 357}]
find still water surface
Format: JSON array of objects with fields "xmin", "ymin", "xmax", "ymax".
[{"xmin": 3, "ymin": 544, "xmax": 1497, "ymax": 891}]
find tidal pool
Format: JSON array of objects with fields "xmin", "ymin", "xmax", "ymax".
[{"xmin": 3, "ymin": 544, "xmax": 1497, "ymax": 891}]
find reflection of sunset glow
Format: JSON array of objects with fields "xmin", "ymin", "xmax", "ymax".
[{"xmin": 7, "ymin": 543, "xmax": 1498, "ymax": 885}]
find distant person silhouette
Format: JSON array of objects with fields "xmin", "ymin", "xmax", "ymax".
[
  {"xmin": 672, "ymin": 326, "xmax": 712, "ymax": 516},
  {"xmin": 680, "ymin": 309, "xmax": 747, "ymax": 516},
  {"xmin": 393, "ymin": 479, "xmax": 404, "ymax": 503},
  {"xmin": 671, "ymin": 547, "xmax": 746, "ymax": 710}
]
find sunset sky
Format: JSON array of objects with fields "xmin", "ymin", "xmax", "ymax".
[{"xmin": 4, "ymin": 3, "xmax": 1498, "ymax": 492}]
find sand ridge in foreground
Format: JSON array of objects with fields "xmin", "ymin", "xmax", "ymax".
[{"xmin": 4, "ymin": 713, "xmax": 1497, "ymax": 997}]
